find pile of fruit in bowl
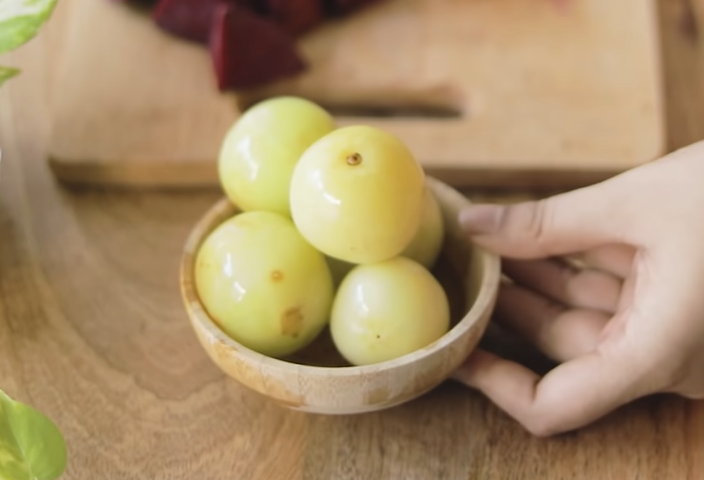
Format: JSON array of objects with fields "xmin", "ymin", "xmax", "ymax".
[{"xmin": 179, "ymin": 96, "xmax": 501, "ymax": 414}]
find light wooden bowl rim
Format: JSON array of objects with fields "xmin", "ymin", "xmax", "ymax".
[{"xmin": 180, "ymin": 177, "xmax": 501, "ymax": 379}]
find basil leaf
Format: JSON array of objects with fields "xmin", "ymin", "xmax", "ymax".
[
  {"xmin": 0, "ymin": 0, "xmax": 59, "ymax": 55},
  {"xmin": 0, "ymin": 400, "xmax": 31, "ymax": 480},
  {"xmin": 0, "ymin": 390, "xmax": 67, "ymax": 480},
  {"xmin": 0, "ymin": 65, "xmax": 19, "ymax": 87}
]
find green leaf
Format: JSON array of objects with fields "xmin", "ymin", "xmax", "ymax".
[
  {"xmin": 0, "ymin": 0, "xmax": 59, "ymax": 55},
  {"xmin": 0, "ymin": 65, "xmax": 19, "ymax": 87},
  {"xmin": 0, "ymin": 390, "xmax": 67, "ymax": 480}
]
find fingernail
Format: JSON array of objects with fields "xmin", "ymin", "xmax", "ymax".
[{"xmin": 458, "ymin": 205, "xmax": 504, "ymax": 234}]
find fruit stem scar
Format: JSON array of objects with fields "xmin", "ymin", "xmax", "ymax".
[{"xmin": 346, "ymin": 153, "xmax": 362, "ymax": 166}]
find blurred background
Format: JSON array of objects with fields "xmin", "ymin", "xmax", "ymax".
[{"xmin": 7, "ymin": 0, "xmax": 702, "ymax": 194}]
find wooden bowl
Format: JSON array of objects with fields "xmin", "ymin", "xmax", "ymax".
[{"xmin": 180, "ymin": 177, "xmax": 501, "ymax": 415}]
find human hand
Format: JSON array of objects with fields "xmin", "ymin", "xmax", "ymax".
[{"xmin": 452, "ymin": 141, "xmax": 704, "ymax": 436}]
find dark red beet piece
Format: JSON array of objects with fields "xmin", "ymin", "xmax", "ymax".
[
  {"xmin": 239, "ymin": 0, "xmax": 269, "ymax": 15},
  {"xmin": 263, "ymin": 0, "xmax": 325, "ymax": 36},
  {"xmin": 111, "ymin": 0, "xmax": 158, "ymax": 6},
  {"xmin": 152, "ymin": 0, "xmax": 228, "ymax": 44},
  {"xmin": 209, "ymin": 3, "xmax": 307, "ymax": 91},
  {"xmin": 322, "ymin": 0, "xmax": 382, "ymax": 16}
]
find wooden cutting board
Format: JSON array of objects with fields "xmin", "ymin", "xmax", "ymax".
[{"xmin": 47, "ymin": 0, "xmax": 665, "ymax": 189}]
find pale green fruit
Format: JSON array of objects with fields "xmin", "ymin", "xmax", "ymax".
[
  {"xmin": 289, "ymin": 125, "xmax": 425, "ymax": 264},
  {"xmin": 195, "ymin": 210, "xmax": 334, "ymax": 358},
  {"xmin": 401, "ymin": 185, "xmax": 445, "ymax": 269},
  {"xmin": 218, "ymin": 96, "xmax": 335, "ymax": 217},
  {"xmin": 330, "ymin": 256, "xmax": 450, "ymax": 366}
]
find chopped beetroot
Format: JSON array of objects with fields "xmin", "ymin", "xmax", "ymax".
[
  {"xmin": 239, "ymin": 0, "xmax": 269, "ymax": 15},
  {"xmin": 114, "ymin": 0, "xmax": 158, "ymax": 5},
  {"xmin": 263, "ymin": 0, "xmax": 325, "ymax": 35},
  {"xmin": 209, "ymin": 3, "xmax": 308, "ymax": 91},
  {"xmin": 323, "ymin": 0, "xmax": 382, "ymax": 15},
  {"xmin": 152, "ymin": 0, "xmax": 229, "ymax": 44},
  {"xmin": 108, "ymin": 0, "xmax": 158, "ymax": 9}
]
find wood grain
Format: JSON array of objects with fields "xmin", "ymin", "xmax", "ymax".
[
  {"xmin": 2, "ymin": 1, "xmax": 704, "ymax": 478},
  {"xmin": 46, "ymin": 0, "xmax": 664, "ymax": 189},
  {"xmin": 658, "ymin": 0, "xmax": 704, "ymax": 150}
]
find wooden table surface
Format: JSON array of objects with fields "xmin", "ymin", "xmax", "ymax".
[{"xmin": 2, "ymin": 1, "xmax": 704, "ymax": 478}]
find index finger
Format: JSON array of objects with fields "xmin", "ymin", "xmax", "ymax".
[{"xmin": 452, "ymin": 346, "xmax": 653, "ymax": 436}]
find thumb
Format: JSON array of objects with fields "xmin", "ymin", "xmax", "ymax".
[{"xmin": 458, "ymin": 182, "xmax": 634, "ymax": 259}]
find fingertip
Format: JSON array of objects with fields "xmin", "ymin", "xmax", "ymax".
[
  {"xmin": 450, "ymin": 348, "xmax": 498, "ymax": 388},
  {"xmin": 451, "ymin": 350, "xmax": 574, "ymax": 436}
]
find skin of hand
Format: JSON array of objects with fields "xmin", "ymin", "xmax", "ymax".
[{"xmin": 452, "ymin": 140, "xmax": 704, "ymax": 437}]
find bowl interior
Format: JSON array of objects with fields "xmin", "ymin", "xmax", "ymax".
[
  {"xmin": 282, "ymin": 243, "xmax": 474, "ymax": 368},
  {"xmin": 182, "ymin": 176, "xmax": 490, "ymax": 371}
]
